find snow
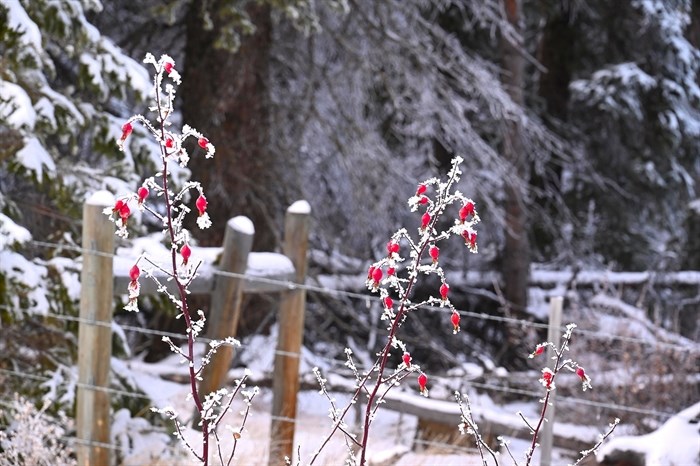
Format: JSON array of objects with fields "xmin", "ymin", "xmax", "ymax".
[
  {"xmin": 5, "ymin": 0, "xmax": 42, "ymax": 52},
  {"xmin": 16, "ymin": 136, "xmax": 56, "ymax": 179},
  {"xmin": 86, "ymin": 189, "xmax": 115, "ymax": 207},
  {"xmin": 597, "ymin": 401, "xmax": 700, "ymax": 466},
  {"xmin": 0, "ymin": 250, "xmax": 49, "ymax": 314},
  {"xmin": 288, "ymin": 199, "xmax": 311, "ymax": 214},
  {"xmin": 247, "ymin": 252, "xmax": 295, "ymax": 276},
  {"xmin": 0, "ymin": 81, "xmax": 36, "ymax": 129},
  {"xmin": 230, "ymin": 215, "xmax": 254, "ymax": 235},
  {"xmin": 0, "ymin": 213, "xmax": 31, "ymax": 248}
]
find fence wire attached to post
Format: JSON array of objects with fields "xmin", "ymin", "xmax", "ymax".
[{"xmin": 76, "ymin": 191, "xmax": 115, "ymax": 466}]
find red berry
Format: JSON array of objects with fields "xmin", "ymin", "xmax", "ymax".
[
  {"xmin": 367, "ymin": 265, "xmax": 375, "ymax": 278},
  {"xmin": 534, "ymin": 345, "xmax": 545, "ymax": 356},
  {"xmin": 439, "ymin": 283, "xmax": 449, "ymax": 300},
  {"xmin": 113, "ymin": 199, "xmax": 125, "ymax": 212},
  {"xmin": 459, "ymin": 202, "xmax": 474, "ymax": 222},
  {"xmin": 576, "ymin": 367, "xmax": 586, "ymax": 380},
  {"xmin": 165, "ymin": 137, "xmax": 174, "ymax": 148},
  {"xmin": 181, "ymin": 243, "xmax": 191, "ymax": 264},
  {"xmin": 383, "ymin": 296, "xmax": 393, "ymax": 309},
  {"xmin": 119, "ymin": 203, "xmax": 131, "ymax": 221},
  {"xmin": 387, "ymin": 241, "xmax": 400, "ymax": 255},
  {"xmin": 164, "ymin": 61, "xmax": 174, "ymax": 75},
  {"xmin": 137, "ymin": 186, "xmax": 149, "ymax": 203},
  {"xmin": 462, "ymin": 230, "xmax": 477, "ymax": 249},
  {"xmin": 198, "ymin": 137, "xmax": 209, "ymax": 149},
  {"xmin": 542, "ymin": 369, "xmax": 554, "ymax": 388},
  {"xmin": 429, "ymin": 245, "xmax": 439, "ymax": 263},
  {"xmin": 419, "ymin": 196, "xmax": 428, "ymax": 205},
  {"xmin": 418, "ymin": 373, "xmax": 428, "ymax": 393},
  {"xmin": 416, "ymin": 184, "xmax": 427, "ymax": 196},
  {"xmin": 402, "ymin": 352, "xmax": 411, "ymax": 367},
  {"xmin": 451, "ymin": 312, "xmax": 460, "ymax": 332},
  {"xmin": 421, "ymin": 212, "xmax": 431, "ymax": 229},
  {"xmin": 372, "ymin": 267, "xmax": 383, "ymax": 284},
  {"xmin": 387, "ymin": 266, "xmax": 396, "ymax": 276},
  {"xmin": 196, "ymin": 194, "xmax": 208, "ymax": 216},
  {"xmin": 129, "ymin": 264, "xmax": 140, "ymax": 282},
  {"xmin": 121, "ymin": 122, "xmax": 133, "ymax": 142}
]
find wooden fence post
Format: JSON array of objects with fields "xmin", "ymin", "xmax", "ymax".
[
  {"xmin": 195, "ymin": 216, "xmax": 254, "ymax": 426},
  {"xmin": 269, "ymin": 201, "xmax": 310, "ymax": 466},
  {"xmin": 540, "ymin": 296, "xmax": 563, "ymax": 466},
  {"xmin": 77, "ymin": 191, "xmax": 115, "ymax": 466}
]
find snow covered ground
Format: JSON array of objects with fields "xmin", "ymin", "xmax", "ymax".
[{"xmin": 114, "ymin": 344, "xmax": 584, "ymax": 466}]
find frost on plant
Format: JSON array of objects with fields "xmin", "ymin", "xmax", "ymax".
[
  {"xmin": 103, "ymin": 53, "xmax": 252, "ymax": 466},
  {"xmin": 310, "ymin": 157, "xmax": 480, "ymax": 465},
  {"xmin": 0, "ymin": 395, "xmax": 76, "ymax": 466}
]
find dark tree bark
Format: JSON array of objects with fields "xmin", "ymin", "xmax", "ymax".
[
  {"xmin": 500, "ymin": 0, "xmax": 530, "ymax": 317},
  {"xmin": 181, "ymin": 1, "xmax": 286, "ymax": 251}
]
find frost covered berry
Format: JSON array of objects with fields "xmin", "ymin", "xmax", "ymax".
[
  {"xmin": 372, "ymin": 267, "xmax": 383, "ymax": 285},
  {"xmin": 181, "ymin": 243, "xmax": 192, "ymax": 265},
  {"xmin": 439, "ymin": 283, "xmax": 449, "ymax": 301},
  {"xmin": 541, "ymin": 368, "xmax": 554, "ymax": 389},
  {"xmin": 402, "ymin": 352, "xmax": 411, "ymax": 367},
  {"xmin": 137, "ymin": 186, "xmax": 149, "ymax": 204},
  {"xmin": 164, "ymin": 61, "xmax": 174, "ymax": 75},
  {"xmin": 451, "ymin": 312, "xmax": 460, "ymax": 333},
  {"xmin": 387, "ymin": 266, "xmax": 396, "ymax": 276},
  {"xmin": 418, "ymin": 373, "xmax": 428, "ymax": 394},
  {"xmin": 421, "ymin": 212, "xmax": 431, "ymax": 230},
  {"xmin": 120, "ymin": 121, "xmax": 133, "ymax": 142},
  {"xmin": 129, "ymin": 264, "xmax": 140, "ymax": 282},
  {"xmin": 113, "ymin": 199, "xmax": 125, "ymax": 212},
  {"xmin": 367, "ymin": 265, "xmax": 376, "ymax": 279},
  {"xmin": 459, "ymin": 201, "xmax": 474, "ymax": 222},
  {"xmin": 429, "ymin": 245, "xmax": 439, "ymax": 264},
  {"xmin": 531, "ymin": 345, "xmax": 545, "ymax": 358},
  {"xmin": 419, "ymin": 196, "xmax": 428, "ymax": 205},
  {"xmin": 462, "ymin": 230, "xmax": 477, "ymax": 250},
  {"xmin": 118, "ymin": 203, "xmax": 131, "ymax": 222},
  {"xmin": 387, "ymin": 241, "xmax": 400, "ymax": 255},
  {"xmin": 165, "ymin": 137, "xmax": 174, "ymax": 148},
  {"xmin": 576, "ymin": 367, "xmax": 586, "ymax": 380},
  {"xmin": 198, "ymin": 137, "xmax": 209, "ymax": 149},
  {"xmin": 196, "ymin": 194, "xmax": 208, "ymax": 216},
  {"xmin": 383, "ymin": 296, "xmax": 393, "ymax": 309},
  {"xmin": 416, "ymin": 184, "xmax": 427, "ymax": 196},
  {"xmin": 576, "ymin": 366, "xmax": 593, "ymax": 391}
]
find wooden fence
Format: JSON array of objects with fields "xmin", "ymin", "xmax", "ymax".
[{"xmin": 76, "ymin": 194, "xmax": 310, "ymax": 466}]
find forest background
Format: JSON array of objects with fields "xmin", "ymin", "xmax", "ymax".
[{"xmin": 0, "ymin": 0, "xmax": 699, "ymax": 462}]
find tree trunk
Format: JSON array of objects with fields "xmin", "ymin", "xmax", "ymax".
[
  {"xmin": 181, "ymin": 1, "xmax": 284, "ymax": 251},
  {"xmin": 500, "ymin": 0, "xmax": 530, "ymax": 317}
]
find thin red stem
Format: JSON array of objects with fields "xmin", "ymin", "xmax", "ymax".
[{"xmin": 155, "ymin": 80, "xmax": 209, "ymax": 465}]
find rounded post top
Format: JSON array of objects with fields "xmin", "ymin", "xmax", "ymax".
[
  {"xmin": 228, "ymin": 215, "xmax": 255, "ymax": 236},
  {"xmin": 287, "ymin": 200, "xmax": 311, "ymax": 215},
  {"xmin": 85, "ymin": 190, "xmax": 116, "ymax": 207}
]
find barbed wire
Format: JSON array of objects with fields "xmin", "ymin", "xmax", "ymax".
[
  {"xmin": 1, "ymin": 239, "xmax": 695, "ymax": 424},
  {"xmin": 25, "ymin": 238, "xmax": 700, "ymax": 352}
]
